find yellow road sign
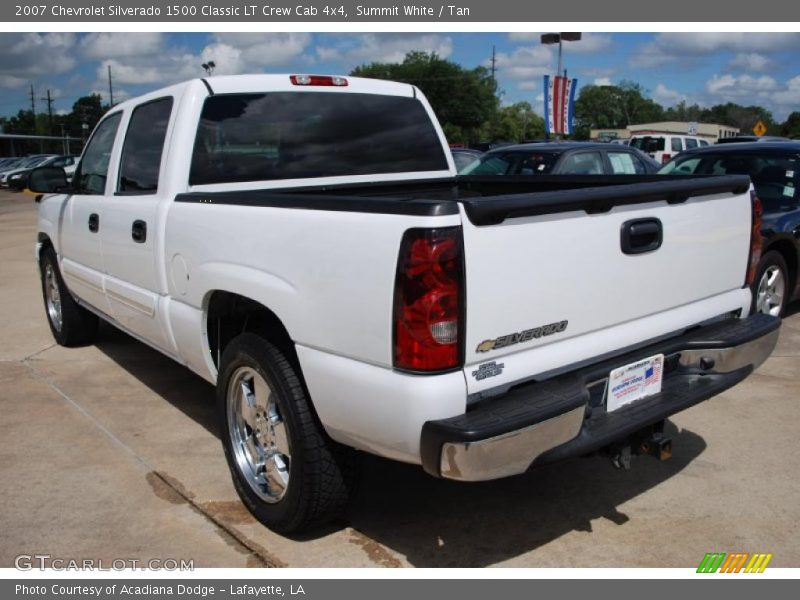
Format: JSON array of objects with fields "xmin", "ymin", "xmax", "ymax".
[{"xmin": 753, "ymin": 120, "xmax": 768, "ymax": 136}]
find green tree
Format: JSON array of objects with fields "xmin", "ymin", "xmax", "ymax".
[
  {"xmin": 481, "ymin": 101, "xmax": 545, "ymax": 142},
  {"xmin": 351, "ymin": 51, "xmax": 498, "ymax": 144},
  {"xmin": 573, "ymin": 81, "xmax": 664, "ymax": 135},
  {"xmin": 781, "ymin": 111, "xmax": 800, "ymax": 138},
  {"xmin": 702, "ymin": 103, "xmax": 777, "ymax": 134}
]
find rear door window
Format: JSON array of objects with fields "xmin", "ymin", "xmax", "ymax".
[
  {"xmin": 671, "ymin": 138, "xmax": 683, "ymax": 152},
  {"xmin": 608, "ymin": 151, "xmax": 647, "ymax": 174},
  {"xmin": 685, "ymin": 138, "xmax": 699, "ymax": 149},
  {"xmin": 117, "ymin": 97, "xmax": 173, "ymax": 194},
  {"xmin": 558, "ymin": 151, "xmax": 605, "ymax": 174}
]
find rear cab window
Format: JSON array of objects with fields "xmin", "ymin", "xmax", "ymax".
[{"xmin": 190, "ymin": 92, "xmax": 448, "ymax": 185}]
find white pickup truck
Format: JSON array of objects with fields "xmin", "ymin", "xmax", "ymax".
[{"xmin": 31, "ymin": 74, "xmax": 780, "ymax": 533}]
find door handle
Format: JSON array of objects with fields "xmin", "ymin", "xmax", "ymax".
[
  {"xmin": 131, "ymin": 220, "xmax": 147, "ymax": 243},
  {"xmin": 88, "ymin": 213, "xmax": 99, "ymax": 233},
  {"xmin": 621, "ymin": 218, "xmax": 663, "ymax": 255}
]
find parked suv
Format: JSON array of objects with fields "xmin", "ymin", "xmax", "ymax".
[
  {"xmin": 660, "ymin": 141, "xmax": 800, "ymax": 316},
  {"xmin": 631, "ymin": 134, "xmax": 710, "ymax": 164}
]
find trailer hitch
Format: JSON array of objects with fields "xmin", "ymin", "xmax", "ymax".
[{"xmin": 608, "ymin": 421, "xmax": 672, "ymax": 470}]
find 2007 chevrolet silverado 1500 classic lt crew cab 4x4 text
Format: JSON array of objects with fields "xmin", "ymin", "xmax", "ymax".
[{"xmin": 29, "ymin": 74, "xmax": 780, "ymax": 533}]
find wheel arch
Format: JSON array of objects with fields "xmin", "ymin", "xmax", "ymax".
[
  {"xmin": 763, "ymin": 237, "xmax": 798, "ymax": 297},
  {"xmin": 204, "ymin": 289, "xmax": 299, "ymax": 375}
]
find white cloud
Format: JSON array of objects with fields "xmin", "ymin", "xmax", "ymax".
[
  {"xmin": 772, "ymin": 75, "xmax": 800, "ymax": 106},
  {"xmin": 80, "ymin": 33, "xmax": 164, "ymax": 60},
  {"xmin": 316, "ymin": 34, "xmax": 452, "ymax": 66},
  {"xmin": 631, "ymin": 33, "xmax": 800, "ymax": 68},
  {"xmin": 701, "ymin": 72, "xmax": 800, "ymax": 119},
  {"xmin": 494, "ymin": 45, "xmax": 553, "ymax": 80},
  {"xmin": 706, "ymin": 73, "xmax": 778, "ymax": 96},
  {"xmin": 594, "ymin": 77, "xmax": 613, "ymax": 86},
  {"xmin": 727, "ymin": 52, "xmax": 772, "ymax": 72},
  {"xmin": 652, "ymin": 83, "xmax": 686, "ymax": 107},
  {"xmin": 91, "ymin": 33, "xmax": 312, "ymax": 93},
  {"xmin": 0, "ymin": 34, "xmax": 77, "ymax": 89},
  {"xmin": 517, "ymin": 81, "xmax": 539, "ymax": 91},
  {"xmin": 580, "ymin": 66, "xmax": 617, "ymax": 79},
  {"xmin": 507, "ymin": 32, "xmax": 612, "ymax": 54},
  {"xmin": 209, "ymin": 33, "xmax": 312, "ymax": 70}
]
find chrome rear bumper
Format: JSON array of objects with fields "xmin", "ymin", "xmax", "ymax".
[{"xmin": 421, "ymin": 313, "xmax": 780, "ymax": 482}]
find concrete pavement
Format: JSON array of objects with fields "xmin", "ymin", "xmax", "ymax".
[{"xmin": 1, "ymin": 190, "xmax": 798, "ymax": 568}]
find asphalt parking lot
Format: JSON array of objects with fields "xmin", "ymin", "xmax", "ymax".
[{"xmin": 1, "ymin": 189, "xmax": 799, "ymax": 568}]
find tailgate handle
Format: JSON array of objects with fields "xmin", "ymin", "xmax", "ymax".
[{"xmin": 621, "ymin": 218, "xmax": 662, "ymax": 255}]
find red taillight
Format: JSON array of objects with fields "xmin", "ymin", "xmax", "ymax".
[
  {"xmin": 661, "ymin": 154, "xmax": 671, "ymax": 163},
  {"xmin": 290, "ymin": 75, "xmax": 348, "ymax": 87},
  {"xmin": 393, "ymin": 228, "xmax": 464, "ymax": 372},
  {"xmin": 746, "ymin": 191, "xmax": 764, "ymax": 286}
]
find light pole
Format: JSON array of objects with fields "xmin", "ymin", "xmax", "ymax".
[
  {"xmin": 541, "ymin": 33, "xmax": 581, "ymax": 139},
  {"xmin": 540, "ymin": 32, "xmax": 581, "ymax": 78},
  {"xmin": 201, "ymin": 61, "xmax": 216, "ymax": 76}
]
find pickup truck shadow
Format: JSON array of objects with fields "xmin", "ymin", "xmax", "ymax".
[
  {"xmin": 94, "ymin": 322, "xmax": 707, "ymax": 567},
  {"xmin": 94, "ymin": 323, "xmax": 220, "ymax": 438},
  {"xmin": 349, "ymin": 425, "xmax": 705, "ymax": 567}
]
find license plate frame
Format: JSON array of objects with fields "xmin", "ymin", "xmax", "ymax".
[{"xmin": 607, "ymin": 353, "xmax": 665, "ymax": 412}]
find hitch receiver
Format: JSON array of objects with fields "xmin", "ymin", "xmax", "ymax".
[{"xmin": 607, "ymin": 421, "xmax": 673, "ymax": 469}]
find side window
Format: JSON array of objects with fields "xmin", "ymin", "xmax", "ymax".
[
  {"xmin": 117, "ymin": 97, "xmax": 173, "ymax": 194},
  {"xmin": 608, "ymin": 151, "xmax": 646, "ymax": 174},
  {"xmin": 685, "ymin": 138, "xmax": 699, "ymax": 149},
  {"xmin": 699, "ymin": 139, "xmax": 710, "ymax": 147},
  {"xmin": 671, "ymin": 138, "xmax": 683, "ymax": 152},
  {"xmin": 74, "ymin": 113, "xmax": 122, "ymax": 195},
  {"xmin": 558, "ymin": 151, "xmax": 605, "ymax": 175}
]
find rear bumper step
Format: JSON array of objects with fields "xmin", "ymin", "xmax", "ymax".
[{"xmin": 420, "ymin": 313, "xmax": 780, "ymax": 481}]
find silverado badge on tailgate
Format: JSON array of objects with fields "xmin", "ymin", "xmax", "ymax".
[{"xmin": 476, "ymin": 320, "xmax": 569, "ymax": 353}]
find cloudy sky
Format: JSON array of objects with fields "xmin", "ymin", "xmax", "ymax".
[{"xmin": 2, "ymin": 32, "xmax": 800, "ymax": 120}]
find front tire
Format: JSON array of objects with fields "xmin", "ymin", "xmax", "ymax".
[
  {"xmin": 752, "ymin": 251, "xmax": 789, "ymax": 317},
  {"xmin": 217, "ymin": 333, "xmax": 358, "ymax": 533},
  {"xmin": 39, "ymin": 247, "xmax": 99, "ymax": 346}
]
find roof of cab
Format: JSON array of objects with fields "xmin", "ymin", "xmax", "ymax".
[{"xmin": 111, "ymin": 74, "xmax": 418, "ymax": 113}]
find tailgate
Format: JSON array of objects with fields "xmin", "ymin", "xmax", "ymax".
[{"xmin": 459, "ymin": 176, "xmax": 754, "ymax": 396}]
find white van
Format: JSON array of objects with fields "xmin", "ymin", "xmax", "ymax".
[{"xmin": 630, "ymin": 134, "xmax": 710, "ymax": 164}]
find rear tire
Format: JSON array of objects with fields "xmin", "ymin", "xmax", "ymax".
[
  {"xmin": 40, "ymin": 247, "xmax": 99, "ymax": 346},
  {"xmin": 751, "ymin": 251, "xmax": 789, "ymax": 317},
  {"xmin": 217, "ymin": 333, "xmax": 358, "ymax": 533}
]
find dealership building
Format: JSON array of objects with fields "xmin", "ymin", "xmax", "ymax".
[{"xmin": 591, "ymin": 121, "xmax": 740, "ymax": 143}]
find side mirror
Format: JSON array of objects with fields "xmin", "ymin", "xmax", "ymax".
[{"xmin": 28, "ymin": 166, "xmax": 69, "ymax": 194}]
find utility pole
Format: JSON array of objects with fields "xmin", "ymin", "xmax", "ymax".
[
  {"xmin": 490, "ymin": 45, "xmax": 498, "ymax": 85},
  {"xmin": 41, "ymin": 89, "xmax": 54, "ymax": 136},
  {"xmin": 108, "ymin": 64, "xmax": 114, "ymax": 106},
  {"xmin": 29, "ymin": 84, "xmax": 36, "ymax": 134}
]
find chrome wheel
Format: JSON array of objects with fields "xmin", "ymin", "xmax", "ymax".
[
  {"xmin": 44, "ymin": 263, "xmax": 63, "ymax": 332},
  {"xmin": 227, "ymin": 366, "xmax": 291, "ymax": 503},
  {"xmin": 756, "ymin": 265, "xmax": 786, "ymax": 317}
]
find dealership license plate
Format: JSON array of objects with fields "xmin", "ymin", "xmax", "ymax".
[{"xmin": 607, "ymin": 354, "xmax": 665, "ymax": 412}]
